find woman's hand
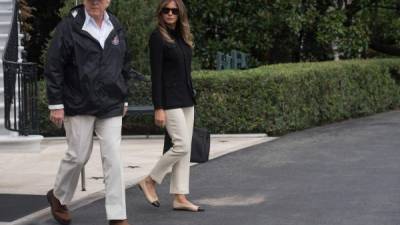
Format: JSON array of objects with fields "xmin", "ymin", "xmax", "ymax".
[{"xmin": 154, "ymin": 109, "xmax": 166, "ymax": 128}]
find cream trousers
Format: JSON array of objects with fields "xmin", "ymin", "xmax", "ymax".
[
  {"xmin": 150, "ymin": 106, "xmax": 194, "ymax": 194},
  {"xmin": 53, "ymin": 115, "xmax": 126, "ymax": 220}
]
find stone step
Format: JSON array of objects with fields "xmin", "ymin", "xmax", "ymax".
[
  {"xmin": 0, "ymin": 21, "xmax": 10, "ymax": 34},
  {"xmin": 0, "ymin": 10, "xmax": 12, "ymax": 21},
  {"xmin": 0, "ymin": 134, "xmax": 43, "ymax": 153},
  {"xmin": 0, "ymin": 33, "xmax": 24, "ymax": 46},
  {"xmin": 0, "ymin": 127, "xmax": 10, "ymax": 135},
  {"xmin": 0, "ymin": 58, "xmax": 3, "ymax": 75},
  {"xmin": 0, "ymin": 60, "xmax": 3, "ymax": 86},
  {"xmin": 0, "ymin": 102, "xmax": 4, "ymax": 118},
  {"xmin": 0, "ymin": 33, "xmax": 8, "ymax": 46},
  {"xmin": 0, "ymin": 0, "xmax": 13, "ymax": 11},
  {"xmin": 0, "ymin": 45, "xmax": 24, "ymax": 59}
]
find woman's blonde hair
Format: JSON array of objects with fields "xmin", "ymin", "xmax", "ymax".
[{"xmin": 156, "ymin": 0, "xmax": 194, "ymax": 48}]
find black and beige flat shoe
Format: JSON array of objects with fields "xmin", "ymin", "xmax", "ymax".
[
  {"xmin": 173, "ymin": 201, "xmax": 205, "ymax": 212},
  {"xmin": 138, "ymin": 179, "xmax": 160, "ymax": 207}
]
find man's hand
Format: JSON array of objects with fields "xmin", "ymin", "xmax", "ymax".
[
  {"xmin": 154, "ymin": 109, "xmax": 166, "ymax": 128},
  {"xmin": 50, "ymin": 109, "xmax": 64, "ymax": 128},
  {"xmin": 123, "ymin": 106, "xmax": 128, "ymax": 117}
]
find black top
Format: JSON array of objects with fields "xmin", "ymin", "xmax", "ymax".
[
  {"xmin": 149, "ymin": 28, "xmax": 196, "ymax": 110},
  {"xmin": 44, "ymin": 5, "xmax": 131, "ymax": 118}
]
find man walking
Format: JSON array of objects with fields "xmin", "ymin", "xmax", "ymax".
[{"xmin": 44, "ymin": 0, "xmax": 132, "ymax": 224}]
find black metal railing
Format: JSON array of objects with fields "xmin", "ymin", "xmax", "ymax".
[{"xmin": 2, "ymin": 0, "xmax": 39, "ymax": 135}]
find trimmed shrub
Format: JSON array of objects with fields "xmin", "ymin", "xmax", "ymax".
[
  {"xmin": 193, "ymin": 58, "xmax": 400, "ymax": 135},
  {"xmin": 38, "ymin": 58, "xmax": 400, "ymax": 136}
]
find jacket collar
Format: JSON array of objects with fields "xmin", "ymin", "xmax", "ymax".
[{"xmin": 69, "ymin": 4, "xmax": 122, "ymax": 32}]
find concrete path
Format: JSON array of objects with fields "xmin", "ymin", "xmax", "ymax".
[
  {"xmin": 0, "ymin": 134, "xmax": 274, "ymax": 224},
  {"xmin": 25, "ymin": 110, "xmax": 400, "ymax": 225}
]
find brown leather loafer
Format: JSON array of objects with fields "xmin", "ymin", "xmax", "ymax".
[
  {"xmin": 109, "ymin": 219, "xmax": 131, "ymax": 225},
  {"xmin": 46, "ymin": 189, "xmax": 71, "ymax": 225}
]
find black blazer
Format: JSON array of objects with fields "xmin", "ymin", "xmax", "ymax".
[{"xmin": 149, "ymin": 28, "xmax": 196, "ymax": 110}]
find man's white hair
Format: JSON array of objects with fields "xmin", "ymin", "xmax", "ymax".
[{"xmin": 80, "ymin": 0, "xmax": 111, "ymax": 5}]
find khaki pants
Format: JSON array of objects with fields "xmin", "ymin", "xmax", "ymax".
[
  {"xmin": 150, "ymin": 106, "xmax": 194, "ymax": 194},
  {"xmin": 53, "ymin": 115, "xmax": 126, "ymax": 220}
]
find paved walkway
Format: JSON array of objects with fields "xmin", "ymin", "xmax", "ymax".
[
  {"xmin": 23, "ymin": 110, "xmax": 400, "ymax": 225},
  {"xmin": 0, "ymin": 134, "xmax": 274, "ymax": 224}
]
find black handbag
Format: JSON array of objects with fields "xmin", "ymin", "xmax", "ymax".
[{"xmin": 163, "ymin": 127, "xmax": 210, "ymax": 163}]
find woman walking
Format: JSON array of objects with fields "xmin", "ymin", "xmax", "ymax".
[{"xmin": 137, "ymin": 0, "xmax": 203, "ymax": 212}]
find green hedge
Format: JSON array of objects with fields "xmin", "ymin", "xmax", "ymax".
[
  {"xmin": 38, "ymin": 58, "xmax": 400, "ymax": 136},
  {"xmin": 194, "ymin": 58, "xmax": 400, "ymax": 135}
]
